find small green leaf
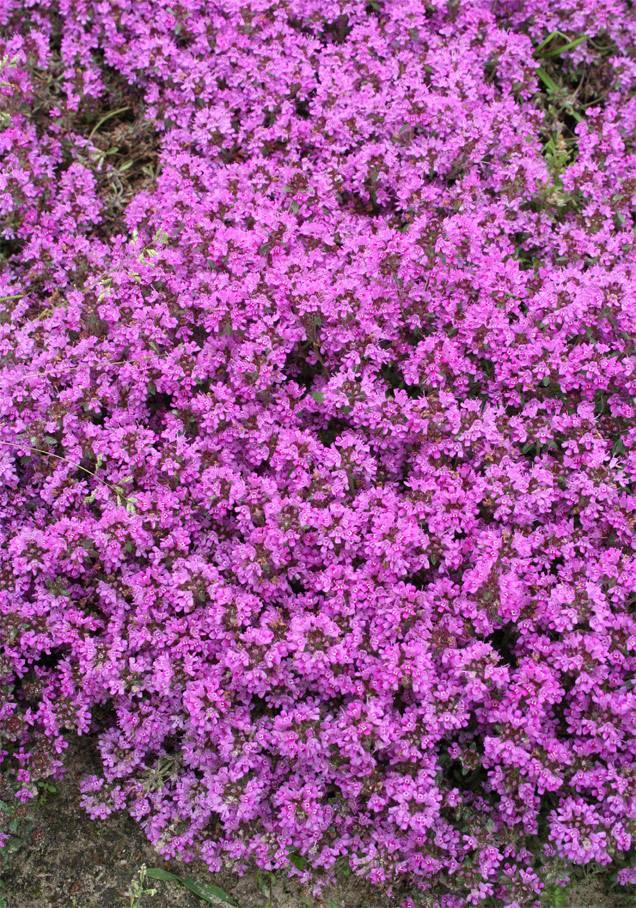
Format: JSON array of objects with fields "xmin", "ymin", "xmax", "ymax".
[
  {"xmin": 310, "ymin": 391, "xmax": 325, "ymax": 403},
  {"xmin": 537, "ymin": 68, "xmax": 559, "ymax": 94},
  {"xmin": 612, "ymin": 437, "xmax": 626, "ymax": 456},
  {"xmin": 88, "ymin": 106, "xmax": 130, "ymax": 139},
  {"xmin": 542, "ymin": 35, "xmax": 587, "ymax": 57},
  {"xmin": 147, "ymin": 869, "xmax": 238, "ymax": 906},
  {"xmin": 534, "ymin": 30, "xmax": 568, "ymax": 54},
  {"xmin": 183, "ymin": 878, "xmax": 238, "ymax": 905},
  {"xmin": 147, "ymin": 867, "xmax": 179, "ymax": 882},
  {"xmin": 288, "ymin": 850, "xmax": 309, "ymax": 871}
]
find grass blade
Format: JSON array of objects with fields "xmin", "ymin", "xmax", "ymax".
[
  {"xmin": 542, "ymin": 35, "xmax": 587, "ymax": 57},
  {"xmin": 89, "ymin": 106, "xmax": 130, "ymax": 139},
  {"xmin": 534, "ymin": 30, "xmax": 569, "ymax": 54},
  {"xmin": 537, "ymin": 68, "xmax": 559, "ymax": 93}
]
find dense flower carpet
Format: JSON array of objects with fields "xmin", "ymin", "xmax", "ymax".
[{"xmin": 0, "ymin": 1, "xmax": 634, "ymax": 904}]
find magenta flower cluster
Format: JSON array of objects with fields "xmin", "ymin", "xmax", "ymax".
[{"xmin": 0, "ymin": 0, "xmax": 634, "ymax": 904}]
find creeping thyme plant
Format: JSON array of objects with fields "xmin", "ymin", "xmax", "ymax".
[{"xmin": 0, "ymin": 0, "xmax": 634, "ymax": 904}]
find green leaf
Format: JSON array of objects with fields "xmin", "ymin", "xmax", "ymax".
[
  {"xmin": 147, "ymin": 868, "xmax": 178, "ymax": 881},
  {"xmin": 288, "ymin": 850, "xmax": 309, "ymax": 871},
  {"xmin": 612, "ymin": 437, "xmax": 626, "ymax": 456},
  {"xmin": 534, "ymin": 30, "xmax": 568, "ymax": 54},
  {"xmin": 88, "ymin": 106, "xmax": 130, "ymax": 139},
  {"xmin": 310, "ymin": 391, "xmax": 325, "ymax": 403},
  {"xmin": 183, "ymin": 879, "xmax": 238, "ymax": 905},
  {"xmin": 542, "ymin": 35, "xmax": 587, "ymax": 57},
  {"xmin": 537, "ymin": 68, "xmax": 559, "ymax": 94},
  {"xmin": 147, "ymin": 869, "xmax": 238, "ymax": 906}
]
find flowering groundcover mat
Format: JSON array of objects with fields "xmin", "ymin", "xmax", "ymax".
[{"xmin": 0, "ymin": 1, "xmax": 634, "ymax": 905}]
